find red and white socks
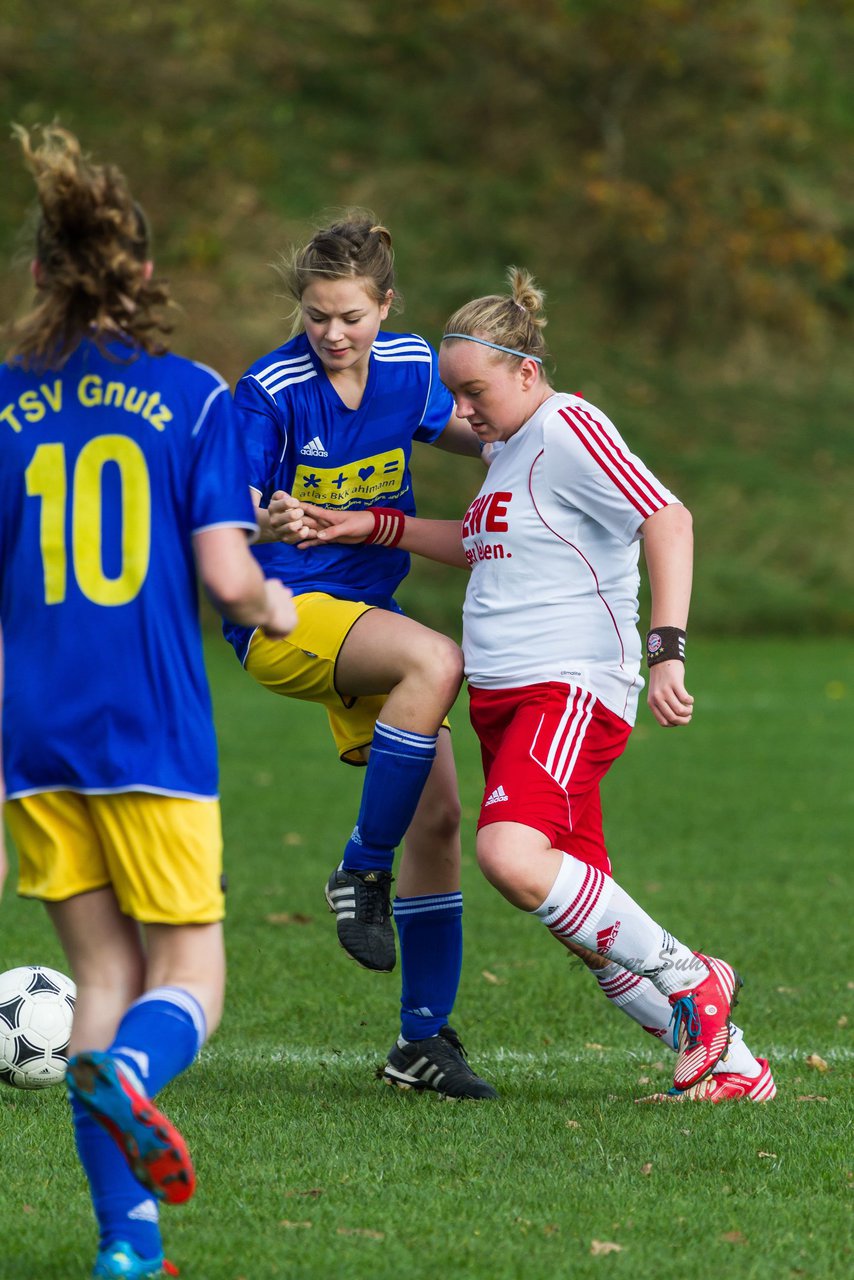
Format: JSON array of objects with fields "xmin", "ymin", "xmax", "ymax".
[
  {"xmin": 531, "ymin": 852, "xmax": 706, "ymax": 997},
  {"xmin": 532, "ymin": 851, "xmax": 763, "ymax": 1080},
  {"xmin": 593, "ymin": 961, "xmax": 763, "ymax": 1078}
]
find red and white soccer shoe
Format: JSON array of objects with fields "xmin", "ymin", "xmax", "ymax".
[
  {"xmin": 635, "ymin": 1057, "xmax": 776, "ymax": 1104},
  {"xmin": 668, "ymin": 954, "xmax": 742, "ymax": 1091}
]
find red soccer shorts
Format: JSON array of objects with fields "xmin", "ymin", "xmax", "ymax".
[{"xmin": 468, "ymin": 682, "xmax": 632, "ymax": 874}]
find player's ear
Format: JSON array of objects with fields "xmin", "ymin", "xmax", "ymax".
[
  {"xmin": 379, "ymin": 288, "xmax": 394, "ymax": 320},
  {"xmin": 143, "ymin": 260, "xmax": 154, "ymax": 281}
]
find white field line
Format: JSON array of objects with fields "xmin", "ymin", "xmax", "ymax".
[{"xmin": 200, "ymin": 1043, "xmax": 853, "ymax": 1068}]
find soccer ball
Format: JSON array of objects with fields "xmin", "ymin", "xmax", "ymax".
[{"xmin": 0, "ymin": 965, "xmax": 76, "ymax": 1089}]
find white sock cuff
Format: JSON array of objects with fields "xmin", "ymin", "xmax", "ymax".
[
  {"xmin": 712, "ymin": 1023, "xmax": 762, "ymax": 1078},
  {"xmin": 134, "ymin": 986, "xmax": 208, "ymax": 1050},
  {"xmin": 532, "ymin": 854, "xmax": 614, "ymax": 945},
  {"xmin": 595, "ymin": 964, "xmax": 650, "ymax": 1008},
  {"xmin": 592, "ymin": 960, "xmax": 623, "ymax": 983}
]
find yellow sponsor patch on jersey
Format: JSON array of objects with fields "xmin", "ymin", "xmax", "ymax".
[{"xmin": 292, "ymin": 448, "xmax": 405, "ymax": 506}]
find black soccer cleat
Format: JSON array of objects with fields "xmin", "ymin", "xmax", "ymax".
[
  {"xmin": 325, "ymin": 865, "xmax": 396, "ymax": 972},
  {"xmin": 382, "ymin": 1024, "xmax": 498, "ymax": 1100}
]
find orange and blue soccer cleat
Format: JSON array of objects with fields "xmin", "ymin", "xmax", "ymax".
[
  {"xmin": 67, "ymin": 1051, "xmax": 195, "ymax": 1205},
  {"xmin": 668, "ymin": 954, "xmax": 742, "ymax": 1090},
  {"xmin": 635, "ymin": 1057, "xmax": 776, "ymax": 1104},
  {"xmin": 92, "ymin": 1240, "xmax": 179, "ymax": 1278}
]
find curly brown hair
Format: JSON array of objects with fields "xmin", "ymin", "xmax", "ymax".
[{"xmin": 5, "ymin": 124, "xmax": 173, "ymax": 370}]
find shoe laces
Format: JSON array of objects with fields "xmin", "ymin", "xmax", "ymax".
[
  {"xmin": 439, "ymin": 1025, "xmax": 469, "ymax": 1059},
  {"xmin": 420, "ymin": 1033, "xmax": 473, "ymax": 1077},
  {"xmin": 356, "ymin": 870, "xmax": 393, "ymax": 923},
  {"xmin": 669, "ymin": 995, "xmax": 701, "ymax": 1050}
]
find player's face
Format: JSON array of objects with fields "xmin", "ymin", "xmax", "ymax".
[
  {"xmin": 439, "ymin": 341, "xmax": 541, "ymax": 443},
  {"xmin": 300, "ymin": 279, "xmax": 392, "ymax": 378}
]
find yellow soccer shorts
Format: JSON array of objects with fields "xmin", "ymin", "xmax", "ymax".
[
  {"xmin": 245, "ymin": 591, "xmax": 388, "ymax": 765},
  {"xmin": 6, "ymin": 790, "xmax": 225, "ymax": 925}
]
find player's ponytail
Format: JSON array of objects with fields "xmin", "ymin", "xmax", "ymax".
[
  {"xmin": 5, "ymin": 124, "xmax": 172, "ymax": 370},
  {"xmin": 442, "ymin": 266, "xmax": 549, "ymax": 372}
]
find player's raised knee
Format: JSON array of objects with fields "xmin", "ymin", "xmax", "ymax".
[{"xmin": 421, "ymin": 633, "xmax": 465, "ymax": 700}]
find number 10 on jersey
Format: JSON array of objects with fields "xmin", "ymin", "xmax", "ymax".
[{"xmin": 24, "ymin": 434, "xmax": 151, "ymax": 607}]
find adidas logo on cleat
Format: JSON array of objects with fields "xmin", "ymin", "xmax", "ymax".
[{"xmin": 484, "ymin": 785, "xmax": 509, "ymax": 806}]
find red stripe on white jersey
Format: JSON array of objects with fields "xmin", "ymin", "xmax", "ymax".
[
  {"xmin": 574, "ymin": 404, "xmax": 669, "ymax": 513},
  {"xmin": 559, "ymin": 404, "xmax": 669, "ymax": 518}
]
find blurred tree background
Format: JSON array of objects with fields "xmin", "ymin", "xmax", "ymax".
[{"xmin": 2, "ymin": 0, "xmax": 853, "ymax": 635}]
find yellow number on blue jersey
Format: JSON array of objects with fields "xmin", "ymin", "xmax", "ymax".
[{"xmin": 25, "ymin": 434, "xmax": 151, "ymax": 607}]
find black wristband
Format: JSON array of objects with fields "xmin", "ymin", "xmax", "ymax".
[{"xmin": 646, "ymin": 627, "xmax": 686, "ymax": 667}]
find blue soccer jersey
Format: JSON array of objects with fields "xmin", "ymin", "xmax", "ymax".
[
  {"xmin": 0, "ymin": 339, "xmax": 257, "ymax": 800},
  {"xmin": 223, "ymin": 330, "xmax": 453, "ymax": 663}
]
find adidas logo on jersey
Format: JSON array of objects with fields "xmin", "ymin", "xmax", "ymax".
[
  {"xmin": 300, "ymin": 435, "xmax": 328, "ymax": 457},
  {"xmin": 484, "ymin": 785, "xmax": 509, "ymax": 807}
]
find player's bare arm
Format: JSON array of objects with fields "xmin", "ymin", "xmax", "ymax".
[
  {"xmin": 430, "ymin": 412, "xmax": 484, "ymax": 457},
  {"xmin": 193, "ymin": 527, "xmax": 297, "ymax": 638},
  {"xmin": 301, "ymin": 503, "xmax": 470, "ymax": 570},
  {"xmin": 641, "ymin": 503, "xmax": 695, "ymax": 729}
]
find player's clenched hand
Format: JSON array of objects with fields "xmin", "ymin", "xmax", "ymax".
[
  {"xmin": 296, "ymin": 504, "xmax": 375, "ymax": 548},
  {"xmin": 259, "ymin": 580, "xmax": 298, "ymax": 639},
  {"xmin": 647, "ymin": 660, "xmax": 694, "ymax": 728},
  {"xmin": 267, "ymin": 490, "xmax": 321, "ymax": 544}
]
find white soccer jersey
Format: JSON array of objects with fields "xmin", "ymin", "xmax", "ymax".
[{"xmin": 460, "ymin": 392, "xmax": 680, "ymax": 725}]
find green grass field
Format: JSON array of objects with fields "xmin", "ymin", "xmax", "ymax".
[{"xmin": 1, "ymin": 637, "xmax": 851, "ymax": 1280}]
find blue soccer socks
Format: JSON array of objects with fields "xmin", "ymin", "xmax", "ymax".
[
  {"xmin": 70, "ymin": 1093, "xmax": 163, "ymax": 1263},
  {"xmin": 68, "ymin": 986, "xmax": 206, "ymax": 1255},
  {"xmin": 342, "ymin": 721, "xmax": 438, "ymax": 873},
  {"xmin": 110, "ymin": 987, "xmax": 206, "ymax": 1096},
  {"xmin": 395, "ymin": 891, "xmax": 463, "ymax": 1041}
]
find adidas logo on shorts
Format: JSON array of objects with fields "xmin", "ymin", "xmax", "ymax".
[{"xmin": 484, "ymin": 785, "xmax": 509, "ymax": 807}]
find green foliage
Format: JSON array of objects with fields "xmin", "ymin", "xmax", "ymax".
[
  {"xmin": 2, "ymin": 2, "xmax": 853, "ymax": 632},
  {"xmin": 2, "ymin": 1, "xmax": 852, "ymax": 346},
  {"xmin": 1, "ymin": 637, "xmax": 852, "ymax": 1279}
]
